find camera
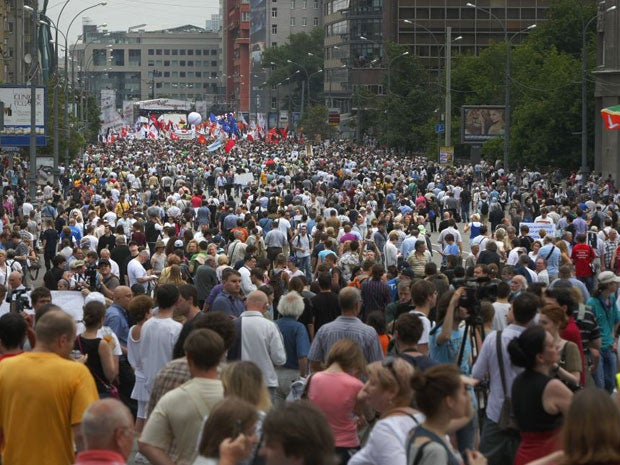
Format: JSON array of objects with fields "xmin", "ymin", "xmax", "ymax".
[
  {"xmin": 6, "ymin": 288, "xmax": 32, "ymax": 313},
  {"xmin": 85, "ymin": 264, "xmax": 98, "ymax": 291},
  {"xmin": 452, "ymin": 277, "xmax": 497, "ymax": 324}
]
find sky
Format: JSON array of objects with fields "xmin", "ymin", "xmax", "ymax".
[{"xmin": 45, "ymin": 0, "xmax": 220, "ymax": 46}]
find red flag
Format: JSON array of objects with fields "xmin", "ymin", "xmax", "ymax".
[
  {"xmin": 225, "ymin": 139, "xmax": 236, "ymax": 153},
  {"xmin": 196, "ymin": 134, "xmax": 208, "ymax": 145},
  {"xmin": 121, "ymin": 127, "xmax": 127, "ymax": 138},
  {"xmin": 170, "ymin": 132, "xmax": 180, "ymax": 141},
  {"xmin": 247, "ymin": 133, "xmax": 254, "ymax": 142}
]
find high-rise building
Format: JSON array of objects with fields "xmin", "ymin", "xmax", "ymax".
[
  {"xmin": 226, "ymin": 0, "xmax": 323, "ymax": 122},
  {"xmin": 206, "ymin": 14, "xmax": 222, "ymax": 32},
  {"xmin": 324, "ymin": 0, "xmax": 550, "ymax": 126},
  {"xmin": 72, "ymin": 24, "xmax": 222, "ymax": 109}
]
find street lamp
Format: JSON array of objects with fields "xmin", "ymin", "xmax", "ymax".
[
  {"xmin": 286, "ymin": 59, "xmax": 308, "ymax": 115},
  {"xmin": 467, "ymin": 2, "xmax": 535, "ymax": 171},
  {"xmin": 581, "ymin": 5, "xmax": 616, "ymax": 175},
  {"xmin": 63, "ymin": 2, "xmax": 106, "ymax": 166},
  {"xmin": 23, "ymin": 3, "xmax": 39, "ymax": 203},
  {"xmin": 307, "ymin": 68, "xmax": 323, "ymax": 106}
]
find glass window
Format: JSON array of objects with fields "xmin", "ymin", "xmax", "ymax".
[
  {"xmin": 314, "ymin": 0, "xmax": 318, "ymax": 8},
  {"xmin": 172, "ymin": 49, "xmax": 178, "ymax": 55},
  {"xmin": 302, "ymin": 17, "xmax": 307, "ymax": 26},
  {"xmin": 172, "ymin": 60, "xmax": 179, "ymax": 66},
  {"xmin": 272, "ymin": 7, "xmax": 277, "ymax": 17},
  {"xmin": 313, "ymin": 17, "xmax": 319, "ymax": 26},
  {"xmin": 156, "ymin": 60, "xmax": 163, "ymax": 66},
  {"xmin": 196, "ymin": 71, "xmax": 201, "ymax": 77},
  {"xmin": 148, "ymin": 49, "xmax": 154, "ymax": 55},
  {"xmin": 302, "ymin": 0, "xmax": 307, "ymax": 8},
  {"xmin": 188, "ymin": 49, "xmax": 194, "ymax": 55},
  {"xmin": 211, "ymin": 60, "xmax": 217, "ymax": 67},
  {"xmin": 180, "ymin": 60, "xmax": 186, "ymax": 66},
  {"xmin": 291, "ymin": 0, "xmax": 295, "ymax": 8},
  {"xmin": 180, "ymin": 49, "xmax": 186, "ymax": 55},
  {"xmin": 163, "ymin": 71, "xmax": 170, "ymax": 77},
  {"xmin": 446, "ymin": 8, "xmax": 459, "ymax": 19},
  {"xmin": 164, "ymin": 49, "xmax": 170, "ymax": 55},
  {"xmin": 196, "ymin": 49, "xmax": 202, "ymax": 55},
  {"xmin": 211, "ymin": 49, "xmax": 218, "ymax": 55},
  {"xmin": 272, "ymin": 24, "xmax": 278, "ymax": 34},
  {"xmin": 148, "ymin": 60, "xmax": 155, "ymax": 66},
  {"xmin": 180, "ymin": 71, "xmax": 186, "ymax": 78},
  {"xmin": 172, "ymin": 71, "xmax": 179, "ymax": 77},
  {"xmin": 291, "ymin": 17, "xmax": 296, "ymax": 26},
  {"xmin": 164, "ymin": 60, "xmax": 170, "ymax": 66},
  {"xmin": 188, "ymin": 60, "xmax": 194, "ymax": 66},
  {"xmin": 156, "ymin": 49, "xmax": 162, "ymax": 55}
]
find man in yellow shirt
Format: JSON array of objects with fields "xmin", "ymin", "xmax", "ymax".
[{"xmin": 0, "ymin": 309, "xmax": 98, "ymax": 465}]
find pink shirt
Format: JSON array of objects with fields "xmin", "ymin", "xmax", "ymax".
[{"xmin": 308, "ymin": 371, "xmax": 364, "ymax": 447}]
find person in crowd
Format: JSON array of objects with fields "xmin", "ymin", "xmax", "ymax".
[
  {"xmin": 75, "ymin": 398, "xmax": 136, "ymax": 465},
  {"xmin": 407, "ymin": 364, "xmax": 485, "ymax": 465},
  {"xmin": 307, "ymin": 339, "xmax": 369, "ymax": 465},
  {"xmin": 348, "ymin": 356, "xmax": 421, "ymax": 465},
  {"xmin": 507, "ymin": 324, "xmax": 573, "ymax": 465},
  {"xmin": 274, "ymin": 291, "xmax": 311, "ymax": 403}
]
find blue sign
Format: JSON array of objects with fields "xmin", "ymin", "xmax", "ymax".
[{"xmin": 435, "ymin": 124, "xmax": 445, "ymax": 134}]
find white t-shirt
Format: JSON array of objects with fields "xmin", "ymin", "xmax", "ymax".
[
  {"xmin": 140, "ymin": 317, "xmax": 182, "ymax": 393},
  {"xmin": 127, "ymin": 258, "xmax": 147, "ymax": 288},
  {"xmin": 492, "ymin": 302, "xmax": 511, "ymax": 331}
]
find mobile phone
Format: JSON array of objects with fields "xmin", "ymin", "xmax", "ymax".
[{"xmin": 231, "ymin": 419, "xmax": 243, "ymax": 439}]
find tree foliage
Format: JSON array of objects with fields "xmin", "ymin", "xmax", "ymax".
[
  {"xmin": 299, "ymin": 104, "xmax": 336, "ymax": 140},
  {"xmin": 262, "ymin": 28, "xmax": 324, "ymax": 113}
]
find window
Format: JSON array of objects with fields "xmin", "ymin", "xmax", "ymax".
[
  {"xmin": 155, "ymin": 60, "xmax": 163, "ymax": 66},
  {"xmin": 242, "ymin": 11, "xmax": 250, "ymax": 21},
  {"xmin": 196, "ymin": 71, "xmax": 201, "ymax": 77},
  {"xmin": 211, "ymin": 49, "xmax": 218, "ymax": 55},
  {"xmin": 148, "ymin": 60, "xmax": 155, "ymax": 66},
  {"xmin": 302, "ymin": 0, "xmax": 307, "ymax": 7},
  {"xmin": 271, "ymin": 97, "xmax": 277, "ymax": 109},
  {"xmin": 314, "ymin": 0, "xmax": 318, "ymax": 8},
  {"xmin": 148, "ymin": 49, "xmax": 154, "ymax": 55},
  {"xmin": 180, "ymin": 71, "xmax": 186, "ymax": 78},
  {"xmin": 172, "ymin": 49, "xmax": 178, "ymax": 55},
  {"xmin": 187, "ymin": 60, "xmax": 194, "ymax": 66},
  {"xmin": 180, "ymin": 49, "xmax": 186, "ymax": 55},
  {"xmin": 172, "ymin": 60, "xmax": 179, "ymax": 66},
  {"xmin": 211, "ymin": 60, "xmax": 217, "ymax": 67},
  {"xmin": 163, "ymin": 71, "xmax": 170, "ymax": 77},
  {"xmin": 272, "ymin": 42, "xmax": 278, "ymax": 47},
  {"xmin": 291, "ymin": 0, "xmax": 295, "ymax": 7},
  {"xmin": 180, "ymin": 60, "xmax": 185, "ymax": 66},
  {"xmin": 156, "ymin": 49, "xmax": 162, "ymax": 55},
  {"xmin": 172, "ymin": 71, "xmax": 179, "ymax": 77},
  {"xmin": 313, "ymin": 17, "xmax": 319, "ymax": 26},
  {"xmin": 164, "ymin": 60, "xmax": 170, "ymax": 66},
  {"xmin": 272, "ymin": 24, "xmax": 278, "ymax": 34},
  {"xmin": 196, "ymin": 49, "xmax": 202, "ymax": 55},
  {"xmin": 272, "ymin": 7, "xmax": 277, "ymax": 17},
  {"xmin": 302, "ymin": 17, "xmax": 307, "ymax": 26},
  {"xmin": 188, "ymin": 49, "xmax": 194, "ymax": 55},
  {"xmin": 290, "ymin": 17, "xmax": 296, "ymax": 26},
  {"xmin": 164, "ymin": 49, "xmax": 170, "ymax": 55}
]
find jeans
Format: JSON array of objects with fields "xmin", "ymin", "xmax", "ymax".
[
  {"xmin": 594, "ymin": 346, "xmax": 617, "ymax": 393},
  {"xmin": 578, "ymin": 275, "xmax": 594, "ymax": 293},
  {"xmin": 479, "ymin": 417, "xmax": 520, "ymax": 465},
  {"xmin": 297, "ymin": 255, "xmax": 312, "ymax": 282}
]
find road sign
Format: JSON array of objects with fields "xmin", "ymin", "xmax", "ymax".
[{"xmin": 435, "ymin": 124, "xmax": 445, "ymax": 134}]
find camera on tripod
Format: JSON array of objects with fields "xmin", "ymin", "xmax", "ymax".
[{"xmin": 452, "ymin": 277, "xmax": 497, "ymax": 324}]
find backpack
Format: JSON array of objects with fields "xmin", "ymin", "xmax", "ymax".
[{"xmin": 480, "ymin": 201, "xmax": 489, "ymax": 215}]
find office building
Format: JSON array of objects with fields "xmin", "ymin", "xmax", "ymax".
[
  {"xmin": 2, "ymin": 0, "xmax": 39, "ymax": 85},
  {"xmin": 72, "ymin": 24, "xmax": 222, "ymax": 109},
  {"xmin": 324, "ymin": 0, "xmax": 550, "ymax": 120}
]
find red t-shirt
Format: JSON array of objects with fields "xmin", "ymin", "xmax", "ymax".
[{"xmin": 571, "ymin": 243, "xmax": 595, "ymax": 277}]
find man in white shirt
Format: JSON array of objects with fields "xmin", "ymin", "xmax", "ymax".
[
  {"xmin": 127, "ymin": 250, "xmax": 156, "ymax": 291},
  {"xmin": 238, "ymin": 254, "xmax": 258, "ymax": 295},
  {"xmin": 237, "ymin": 291, "xmax": 286, "ymax": 399}
]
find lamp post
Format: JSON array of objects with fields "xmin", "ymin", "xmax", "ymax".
[
  {"xmin": 466, "ymin": 3, "xmax": 535, "ymax": 171},
  {"xmin": 286, "ymin": 59, "xmax": 308, "ymax": 115},
  {"xmin": 23, "ymin": 2, "xmax": 39, "ymax": 203},
  {"xmin": 63, "ymin": 2, "xmax": 106, "ymax": 166},
  {"xmin": 386, "ymin": 51, "xmax": 409, "ymax": 147},
  {"xmin": 581, "ymin": 5, "xmax": 616, "ymax": 175},
  {"xmin": 307, "ymin": 68, "xmax": 323, "ymax": 107}
]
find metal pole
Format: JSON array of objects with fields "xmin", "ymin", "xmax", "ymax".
[
  {"xmin": 504, "ymin": 37, "xmax": 511, "ymax": 172},
  {"xmin": 29, "ymin": 0, "xmax": 38, "ymax": 203},
  {"xmin": 445, "ymin": 26, "xmax": 452, "ymax": 147},
  {"xmin": 64, "ymin": 41, "xmax": 69, "ymax": 167},
  {"xmin": 581, "ymin": 22, "xmax": 588, "ymax": 175},
  {"xmin": 53, "ymin": 24, "xmax": 59, "ymax": 183},
  {"xmin": 300, "ymin": 83, "xmax": 305, "ymax": 117}
]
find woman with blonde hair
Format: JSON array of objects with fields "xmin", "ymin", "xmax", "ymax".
[
  {"xmin": 554, "ymin": 239, "xmax": 572, "ymax": 266},
  {"xmin": 158, "ymin": 264, "xmax": 186, "ymax": 286},
  {"xmin": 216, "ymin": 254, "xmax": 232, "ymax": 282},
  {"xmin": 349, "ymin": 357, "xmax": 421, "ymax": 465},
  {"xmin": 222, "ymin": 361, "xmax": 272, "ymax": 413},
  {"xmin": 307, "ymin": 339, "xmax": 369, "ymax": 465}
]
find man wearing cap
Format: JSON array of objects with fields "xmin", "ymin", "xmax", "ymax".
[
  {"xmin": 586, "ymin": 271, "xmax": 620, "ymax": 392},
  {"xmin": 100, "ymin": 248, "xmax": 120, "ymax": 279},
  {"xmin": 96, "ymin": 260, "xmax": 120, "ymax": 298}
]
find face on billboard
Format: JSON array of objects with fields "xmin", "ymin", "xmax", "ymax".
[{"xmin": 462, "ymin": 106, "xmax": 505, "ymax": 143}]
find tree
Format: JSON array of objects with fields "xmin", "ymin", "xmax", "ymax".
[
  {"xmin": 262, "ymin": 28, "xmax": 324, "ymax": 114},
  {"xmin": 299, "ymin": 104, "xmax": 335, "ymax": 140}
]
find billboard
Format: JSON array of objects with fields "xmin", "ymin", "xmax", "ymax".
[
  {"xmin": 0, "ymin": 86, "xmax": 47, "ymax": 146},
  {"xmin": 461, "ymin": 105, "xmax": 505, "ymax": 144}
]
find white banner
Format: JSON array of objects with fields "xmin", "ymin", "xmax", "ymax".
[{"xmin": 521, "ymin": 222, "xmax": 556, "ymax": 239}]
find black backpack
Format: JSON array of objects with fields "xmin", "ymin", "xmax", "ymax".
[{"xmin": 480, "ymin": 201, "xmax": 489, "ymax": 215}]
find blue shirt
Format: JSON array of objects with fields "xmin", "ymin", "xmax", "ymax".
[
  {"xmin": 105, "ymin": 304, "xmax": 129, "ymax": 348},
  {"xmin": 429, "ymin": 326, "xmax": 471, "ymax": 374},
  {"xmin": 211, "ymin": 290, "xmax": 246, "ymax": 318},
  {"xmin": 275, "ymin": 317, "xmax": 310, "ymax": 370}
]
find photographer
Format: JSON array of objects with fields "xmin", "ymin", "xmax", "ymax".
[{"xmin": 95, "ymin": 260, "xmax": 120, "ymax": 299}]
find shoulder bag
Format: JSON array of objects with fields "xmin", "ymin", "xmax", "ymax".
[{"xmin": 496, "ymin": 331, "xmax": 519, "ymax": 434}]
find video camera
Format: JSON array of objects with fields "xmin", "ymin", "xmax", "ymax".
[
  {"xmin": 452, "ymin": 277, "xmax": 497, "ymax": 324},
  {"xmin": 6, "ymin": 288, "xmax": 32, "ymax": 313}
]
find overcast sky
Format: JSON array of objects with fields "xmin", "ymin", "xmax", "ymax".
[{"xmin": 46, "ymin": 0, "xmax": 220, "ymax": 46}]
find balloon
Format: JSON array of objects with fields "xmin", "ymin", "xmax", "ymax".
[{"xmin": 187, "ymin": 112, "xmax": 202, "ymax": 126}]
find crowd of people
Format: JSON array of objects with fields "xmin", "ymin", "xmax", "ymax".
[{"xmin": 0, "ymin": 136, "xmax": 619, "ymax": 465}]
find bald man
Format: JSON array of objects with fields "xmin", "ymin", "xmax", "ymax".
[
  {"xmin": 0, "ymin": 310, "xmax": 98, "ymax": 465},
  {"xmin": 236, "ymin": 290, "xmax": 286, "ymax": 400},
  {"xmin": 75, "ymin": 399, "xmax": 135, "ymax": 465}
]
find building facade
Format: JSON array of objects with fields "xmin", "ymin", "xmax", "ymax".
[
  {"xmin": 324, "ymin": 0, "xmax": 550, "ymax": 123},
  {"xmin": 2, "ymin": 0, "xmax": 39, "ymax": 85},
  {"xmin": 72, "ymin": 24, "xmax": 222, "ymax": 110}
]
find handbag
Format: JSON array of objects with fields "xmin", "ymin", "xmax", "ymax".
[
  {"xmin": 77, "ymin": 336, "xmax": 120, "ymax": 399},
  {"xmin": 496, "ymin": 331, "xmax": 519, "ymax": 434}
]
